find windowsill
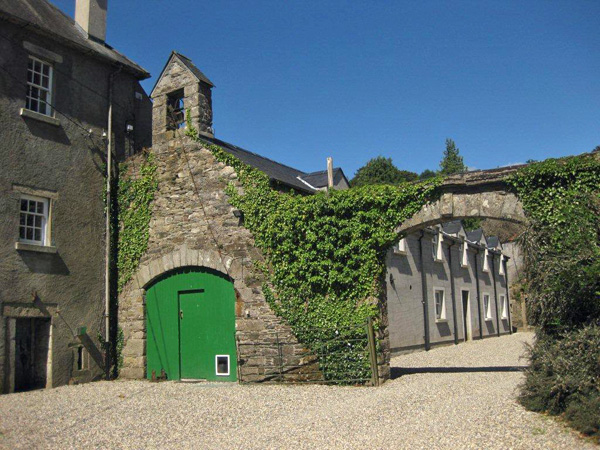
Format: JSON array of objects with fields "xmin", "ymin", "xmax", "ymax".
[
  {"xmin": 20, "ymin": 108, "xmax": 60, "ymax": 126},
  {"xmin": 460, "ymin": 264, "xmax": 469, "ymax": 269},
  {"xmin": 501, "ymin": 317, "xmax": 509, "ymax": 321},
  {"xmin": 435, "ymin": 318, "xmax": 448, "ymax": 323},
  {"xmin": 15, "ymin": 242, "xmax": 57, "ymax": 254},
  {"xmin": 393, "ymin": 250, "xmax": 407, "ymax": 255},
  {"xmin": 433, "ymin": 258, "xmax": 443, "ymax": 263},
  {"xmin": 484, "ymin": 318, "xmax": 494, "ymax": 322}
]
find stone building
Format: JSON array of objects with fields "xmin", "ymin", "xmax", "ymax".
[
  {"xmin": 0, "ymin": 0, "xmax": 152, "ymax": 393},
  {"xmin": 119, "ymin": 53, "xmax": 349, "ymax": 382},
  {"xmin": 386, "ymin": 221, "xmax": 512, "ymax": 354}
]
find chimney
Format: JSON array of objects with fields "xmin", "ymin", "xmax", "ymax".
[{"xmin": 75, "ymin": 0, "xmax": 107, "ymax": 42}]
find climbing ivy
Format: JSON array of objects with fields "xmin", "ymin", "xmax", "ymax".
[
  {"xmin": 186, "ymin": 122, "xmax": 443, "ymax": 381},
  {"xmin": 116, "ymin": 151, "xmax": 159, "ymax": 292}
]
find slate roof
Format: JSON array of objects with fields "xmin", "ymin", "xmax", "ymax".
[
  {"xmin": 202, "ymin": 136, "xmax": 321, "ymax": 193},
  {"xmin": 298, "ymin": 168, "xmax": 348, "ymax": 189},
  {"xmin": 466, "ymin": 228, "xmax": 484, "ymax": 244},
  {"xmin": 173, "ymin": 52, "xmax": 214, "ymax": 87},
  {"xmin": 442, "ymin": 220, "xmax": 463, "ymax": 236},
  {"xmin": 487, "ymin": 236, "xmax": 500, "ymax": 249},
  {"xmin": 0, "ymin": 0, "xmax": 149, "ymax": 78}
]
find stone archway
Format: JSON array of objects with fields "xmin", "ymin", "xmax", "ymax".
[
  {"xmin": 118, "ymin": 245, "xmax": 246, "ymax": 380},
  {"xmin": 397, "ymin": 165, "xmax": 527, "ymax": 235}
]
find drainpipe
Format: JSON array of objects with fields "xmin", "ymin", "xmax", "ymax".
[
  {"xmin": 504, "ymin": 256, "xmax": 513, "ymax": 334},
  {"xmin": 448, "ymin": 240, "xmax": 459, "ymax": 345},
  {"xmin": 490, "ymin": 252, "xmax": 501, "ymax": 337},
  {"xmin": 104, "ymin": 65, "xmax": 122, "ymax": 379},
  {"xmin": 474, "ymin": 246, "xmax": 483, "ymax": 340},
  {"xmin": 418, "ymin": 231, "xmax": 430, "ymax": 351}
]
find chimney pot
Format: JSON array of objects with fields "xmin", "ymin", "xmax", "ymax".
[{"xmin": 75, "ymin": 0, "xmax": 107, "ymax": 42}]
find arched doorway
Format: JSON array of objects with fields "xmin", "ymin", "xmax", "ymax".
[{"xmin": 145, "ymin": 267, "xmax": 237, "ymax": 381}]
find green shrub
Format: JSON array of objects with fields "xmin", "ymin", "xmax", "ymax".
[{"xmin": 519, "ymin": 324, "xmax": 600, "ymax": 438}]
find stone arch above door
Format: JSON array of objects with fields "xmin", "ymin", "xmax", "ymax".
[{"xmin": 131, "ymin": 245, "xmax": 244, "ymax": 291}]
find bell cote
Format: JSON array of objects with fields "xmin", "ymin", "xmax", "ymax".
[{"xmin": 151, "ymin": 51, "xmax": 215, "ymax": 140}]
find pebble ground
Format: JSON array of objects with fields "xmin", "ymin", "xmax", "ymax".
[{"xmin": 0, "ymin": 332, "xmax": 594, "ymax": 449}]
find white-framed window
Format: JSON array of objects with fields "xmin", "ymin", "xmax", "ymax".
[
  {"xmin": 26, "ymin": 56, "xmax": 53, "ymax": 116},
  {"xmin": 19, "ymin": 195, "xmax": 49, "ymax": 245},
  {"xmin": 395, "ymin": 237, "xmax": 407, "ymax": 254},
  {"xmin": 432, "ymin": 232, "xmax": 443, "ymax": 261},
  {"xmin": 499, "ymin": 254, "xmax": 505, "ymax": 276},
  {"xmin": 434, "ymin": 288, "xmax": 446, "ymax": 321},
  {"xmin": 215, "ymin": 355, "xmax": 230, "ymax": 376},
  {"xmin": 482, "ymin": 248, "xmax": 490, "ymax": 272},
  {"xmin": 483, "ymin": 293, "xmax": 492, "ymax": 320},
  {"xmin": 460, "ymin": 241, "xmax": 468, "ymax": 267},
  {"xmin": 500, "ymin": 295, "xmax": 508, "ymax": 319}
]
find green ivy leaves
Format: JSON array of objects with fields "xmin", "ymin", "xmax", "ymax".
[{"xmin": 117, "ymin": 152, "xmax": 159, "ymax": 292}]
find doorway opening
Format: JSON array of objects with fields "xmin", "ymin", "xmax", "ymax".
[
  {"xmin": 461, "ymin": 291, "xmax": 472, "ymax": 342},
  {"xmin": 15, "ymin": 318, "xmax": 51, "ymax": 392}
]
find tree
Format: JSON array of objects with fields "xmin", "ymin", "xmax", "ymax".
[
  {"xmin": 418, "ymin": 169, "xmax": 437, "ymax": 180},
  {"xmin": 350, "ymin": 156, "xmax": 418, "ymax": 187},
  {"xmin": 439, "ymin": 138, "xmax": 466, "ymax": 175}
]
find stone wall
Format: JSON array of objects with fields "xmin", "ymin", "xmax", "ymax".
[{"xmin": 119, "ymin": 136, "xmax": 327, "ymax": 382}]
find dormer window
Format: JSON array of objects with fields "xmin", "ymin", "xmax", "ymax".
[
  {"xmin": 483, "ymin": 248, "xmax": 490, "ymax": 272},
  {"xmin": 432, "ymin": 232, "xmax": 443, "ymax": 262},
  {"xmin": 460, "ymin": 241, "xmax": 468, "ymax": 267},
  {"xmin": 166, "ymin": 89, "xmax": 185, "ymax": 130},
  {"xmin": 395, "ymin": 237, "xmax": 407, "ymax": 254}
]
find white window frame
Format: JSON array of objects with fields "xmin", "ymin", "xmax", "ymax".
[
  {"xmin": 432, "ymin": 232, "xmax": 443, "ymax": 262},
  {"xmin": 19, "ymin": 194, "xmax": 50, "ymax": 246},
  {"xmin": 433, "ymin": 288, "xmax": 447, "ymax": 321},
  {"xmin": 460, "ymin": 241, "xmax": 468, "ymax": 267},
  {"xmin": 26, "ymin": 55, "xmax": 54, "ymax": 117},
  {"xmin": 395, "ymin": 237, "xmax": 407, "ymax": 254},
  {"xmin": 500, "ymin": 295, "xmax": 508, "ymax": 319},
  {"xmin": 215, "ymin": 354, "xmax": 230, "ymax": 376},
  {"xmin": 499, "ymin": 254, "xmax": 505, "ymax": 276},
  {"xmin": 482, "ymin": 248, "xmax": 490, "ymax": 272},
  {"xmin": 483, "ymin": 293, "xmax": 492, "ymax": 320}
]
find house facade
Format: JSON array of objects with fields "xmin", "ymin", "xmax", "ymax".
[
  {"xmin": 0, "ymin": 0, "xmax": 152, "ymax": 393},
  {"xmin": 386, "ymin": 221, "xmax": 512, "ymax": 354}
]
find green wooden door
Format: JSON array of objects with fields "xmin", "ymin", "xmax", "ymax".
[{"xmin": 146, "ymin": 268, "xmax": 237, "ymax": 382}]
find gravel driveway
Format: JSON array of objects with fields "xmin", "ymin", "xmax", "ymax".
[{"xmin": 0, "ymin": 332, "xmax": 593, "ymax": 449}]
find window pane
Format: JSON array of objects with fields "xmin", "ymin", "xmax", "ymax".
[
  {"xmin": 20, "ymin": 199, "xmax": 27, "ymax": 211},
  {"xmin": 41, "ymin": 76, "xmax": 49, "ymax": 89},
  {"xmin": 26, "ymin": 228, "xmax": 33, "ymax": 240},
  {"xmin": 28, "ymin": 201, "xmax": 36, "ymax": 212},
  {"xmin": 37, "ymin": 201, "xmax": 44, "ymax": 214},
  {"xmin": 20, "ymin": 227, "xmax": 26, "ymax": 239},
  {"xmin": 42, "ymin": 64, "xmax": 50, "ymax": 76},
  {"xmin": 33, "ymin": 72, "xmax": 40, "ymax": 86},
  {"xmin": 20, "ymin": 213, "xmax": 26, "ymax": 225},
  {"xmin": 34, "ymin": 215, "xmax": 42, "ymax": 228},
  {"xmin": 34, "ymin": 229, "xmax": 41, "ymax": 242},
  {"xmin": 27, "ymin": 215, "xmax": 34, "ymax": 226},
  {"xmin": 27, "ymin": 70, "xmax": 33, "ymax": 83},
  {"xmin": 28, "ymin": 58, "xmax": 33, "ymax": 70},
  {"xmin": 34, "ymin": 60, "xmax": 41, "ymax": 72}
]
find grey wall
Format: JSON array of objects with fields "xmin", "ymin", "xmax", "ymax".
[
  {"xmin": 0, "ymin": 21, "xmax": 152, "ymax": 392},
  {"xmin": 386, "ymin": 230, "xmax": 511, "ymax": 355}
]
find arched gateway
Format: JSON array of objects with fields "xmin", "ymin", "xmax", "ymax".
[{"xmin": 145, "ymin": 268, "xmax": 237, "ymax": 382}]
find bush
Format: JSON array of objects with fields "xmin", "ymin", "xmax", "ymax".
[{"xmin": 519, "ymin": 324, "xmax": 600, "ymax": 439}]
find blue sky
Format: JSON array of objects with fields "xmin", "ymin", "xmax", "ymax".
[{"xmin": 54, "ymin": 0, "xmax": 599, "ymax": 178}]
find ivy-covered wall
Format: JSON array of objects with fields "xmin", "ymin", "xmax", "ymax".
[{"xmin": 184, "ymin": 125, "xmax": 442, "ymax": 381}]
